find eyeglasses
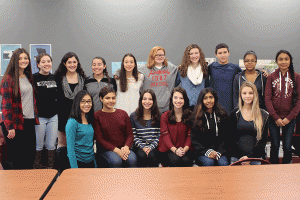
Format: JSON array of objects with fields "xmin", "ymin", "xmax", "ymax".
[
  {"xmin": 244, "ymin": 60, "xmax": 257, "ymax": 63},
  {"xmin": 80, "ymin": 100, "xmax": 92, "ymax": 105},
  {"xmin": 155, "ymin": 54, "xmax": 165, "ymax": 58}
]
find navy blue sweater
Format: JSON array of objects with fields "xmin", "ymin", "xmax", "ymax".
[{"xmin": 208, "ymin": 62, "xmax": 242, "ymax": 114}]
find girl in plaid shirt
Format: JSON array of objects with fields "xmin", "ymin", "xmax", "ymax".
[{"xmin": 0, "ymin": 48, "xmax": 39, "ymax": 169}]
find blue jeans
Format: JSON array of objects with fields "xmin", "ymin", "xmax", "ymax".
[
  {"xmin": 35, "ymin": 115, "xmax": 58, "ymax": 151},
  {"xmin": 269, "ymin": 118, "xmax": 295, "ymax": 164},
  {"xmin": 197, "ymin": 156, "xmax": 228, "ymax": 166},
  {"xmin": 101, "ymin": 151, "xmax": 137, "ymax": 168},
  {"xmin": 230, "ymin": 157, "xmax": 261, "ymax": 165}
]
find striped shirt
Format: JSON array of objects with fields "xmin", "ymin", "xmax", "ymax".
[{"xmin": 130, "ymin": 112, "xmax": 160, "ymax": 150}]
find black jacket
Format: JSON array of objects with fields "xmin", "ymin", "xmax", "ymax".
[
  {"xmin": 233, "ymin": 70, "xmax": 267, "ymax": 109},
  {"xmin": 191, "ymin": 112, "xmax": 230, "ymax": 157}
]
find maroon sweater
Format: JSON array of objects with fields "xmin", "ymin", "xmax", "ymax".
[
  {"xmin": 93, "ymin": 109, "xmax": 134, "ymax": 151},
  {"xmin": 158, "ymin": 111, "xmax": 191, "ymax": 152},
  {"xmin": 265, "ymin": 68, "xmax": 300, "ymax": 121}
]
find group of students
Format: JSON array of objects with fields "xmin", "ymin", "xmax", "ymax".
[{"xmin": 0, "ymin": 43, "xmax": 299, "ymax": 170}]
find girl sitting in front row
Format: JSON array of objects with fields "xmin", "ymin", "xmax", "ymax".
[
  {"xmin": 93, "ymin": 86, "xmax": 137, "ymax": 168},
  {"xmin": 230, "ymin": 81, "xmax": 269, "ymax": 165},
  {"xmin": 158, "ymin": 87, "xmax": 194, "ymax": 167},
  {"xmin": 130, "ymin": 89, "xmax": 161, "ymax": 167},
  {"xmin": 191, "ymin": 88, "xmax": 230, "ymax": 166},
  {"xmin": 66, "ymin": 90, "xmax": 96, "ymax": 168}
]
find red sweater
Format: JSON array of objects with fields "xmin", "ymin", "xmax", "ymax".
[
  {"xmin": 265, "ymin": 68, "xmax": 300, "ymax": 121},
  {"xmin": 93, "ymin": 109, "xmax": 134, "ymax": 151},
  {"xmin": 158, "ymin": 111, "xmax": 191, "ymax": 152}
]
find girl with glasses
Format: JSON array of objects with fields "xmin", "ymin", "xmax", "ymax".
[
  {"xmin": 66, "ymin": 90, "xmax": 96, "ymax": 168},
  {"xmin": 233, "ymin": 50, "xmax": 267, "ymax": 110}
]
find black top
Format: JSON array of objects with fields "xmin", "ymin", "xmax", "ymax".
[
  {"xmin": 33, "ymin": 73, "xmax": 58, "ymax": 118},
  {"xmin": 56, "ymin": 75, "xmax": 85, "ymax": 132},
  {"xmin": 69, "ymin": 83, "xmax": 78, "ymax": 92},
  {"xmin": 229, "ymin": 108, "xmax": 269, "ymax": 159},
  {"xmin": 235, "ymin": 115, "xmax": 256, "ymax": 157}
]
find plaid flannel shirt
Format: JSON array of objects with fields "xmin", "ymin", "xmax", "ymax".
[{"xmin": 1, "ymin": 74, "xmax": 39, "ymax": 131}]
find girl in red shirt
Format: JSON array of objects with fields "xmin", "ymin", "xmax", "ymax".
[{"xmin": 158, "ymin": 87, "xmax": 194, "ymax": 167}]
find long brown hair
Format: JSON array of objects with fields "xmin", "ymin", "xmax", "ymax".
[
  {"xmin": 239, "ymin": 81, "xmax": 263, "ymax": 140},
  {"xmin": 168, "ymin": 87, "xmax": 191, "ymax": 124},
  {"xmin": 0, "ymin": 48, "xmax": 35, "ymax": 97},
  {"xmin": 192, "ymin": 88, "xmax": 227, "ymax": 130},
  {"xmin": 134, "ymin": 89, "xmax": 160, "ymax": 127},
  {"xmin": 146, "ymin": 46, "xmax": 168, "ymax": 69},
  {"xmin": 118, "ymin": 53, "xmax": 139, "ymax": 92},
  {"xmin": 178, "ymin": 44, "xmax": 208, "ymax": 78}
]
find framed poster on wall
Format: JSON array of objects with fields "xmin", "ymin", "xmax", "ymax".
[
  {"xmin": 30, "ymin": 44, "xmax": 52, "ymax": 74},
  {"xmin": 0, "ymin": 44, "xmax": 22, "ymax": 76}
]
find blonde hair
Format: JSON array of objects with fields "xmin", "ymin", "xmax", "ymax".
[
  {"xmin": 239, "ymin": 81, "xmax": 263, "ymax": 140},
  {"xmin": 146, "ymin": 46, "xmax": 168, "ymax": 69}
]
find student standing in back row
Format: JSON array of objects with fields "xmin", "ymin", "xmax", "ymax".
[
  {"xmin": 33, "ymin": 53, "xmax": 58, "ymax": 169},
  {"xmin": 84, "ymin": 57, "xmax": 117, "ymax": 112},
  {"xmin": 208, "ymin": 43, "xmax": 242, "ymax": 114},
  {"xmin": 233, "ymin": 51, "xmax": 267, "ymax": 110},
  {"xmin": 55, "ymin": 52, "xmax": 87, "ymax": 171},
  {"xmin": 114, "ymin": 53, "xmax": 144, "ymax": 115},
  {"xmin": 265, "ymin": 50, "xmax": 300, "ymax": 164},
  {"xmin": 176, "ymin": 44, "xmax": 209, "ymax": 111},
  {"xmin": 0, "ymin": 48, "xmax": 39, "ymax": 169}
]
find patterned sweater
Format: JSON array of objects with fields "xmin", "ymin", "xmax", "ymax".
[{"xmin": 130, "ymin": 111, "xmax": 160, "ymax": 150}]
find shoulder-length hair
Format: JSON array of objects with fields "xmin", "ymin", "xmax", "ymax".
[
  {"xmin": 92, "ymin": 57, "xmax": 110, "ymax": 84},
  {"xmin": 134, "ymin": 89, "xmax": 160, "ymax": 127},
  {"xmin": 0, "ymin": 48, "xmax": 35, "ymax": 97},
  {"xmin": 192, "ymin": 88, "xmax": 227, "ymax": 130},
  {"xmin": 146, "ymin": 46, "xmax": 168, "ymax": 69},
  {"xmin": 118, "ymin": 53, "xmax": 139, "ymax": 92},
  {"xmin": 69, "ymin": 90, "xmax": 94, "ymax": 124},
  {"xmin": 179, "ymin": 44, "xmax": 208, "ymax": 78},
  {"xmin": 99, "ymin": 86, "xmax": 116, "ymax": 99},
  {"xmin": 239, "ymin": 81, "xmax": 263, "ymax": 140},
  {"xmin": 54, "ymin": 52, "xmax": 86, "ymax": 80},
  {"xmin": 275, "ymin": 50, "xmax": 298, "ymax": 106},
  {"xmin": 168, "ymin": 87, "xmax": 191, "ymax": 124}
]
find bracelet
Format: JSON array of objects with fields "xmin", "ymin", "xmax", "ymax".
[{"xmin": 174, "ymin": 149, "xmax": 178, "ymax": 154}]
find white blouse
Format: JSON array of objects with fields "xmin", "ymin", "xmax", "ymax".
[{"xmin": 115, "ymin": 73, "xmax": 144, "ymax": 115}]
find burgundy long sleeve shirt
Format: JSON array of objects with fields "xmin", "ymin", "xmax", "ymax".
[{"xmin": 93, "ymin": 109, "xmax": 134, "ymax": 151}]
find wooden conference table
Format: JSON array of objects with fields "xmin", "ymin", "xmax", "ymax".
[
  {"xmin": 45, "ymin": 165, "xmax": 300, "ymax": 200},
  {"xmin": 0, "ymin": 169, "xmax": 58, "ymax": 200}
]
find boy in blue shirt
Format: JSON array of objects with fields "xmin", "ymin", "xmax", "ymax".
[{"xmin": 208, "ymin": 43, "xmax": 242, "ymax": 114}]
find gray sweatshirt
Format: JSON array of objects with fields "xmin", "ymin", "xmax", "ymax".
[{"xmin": 114, "ymin": 62, "xmax": 178, "ymax": 113}]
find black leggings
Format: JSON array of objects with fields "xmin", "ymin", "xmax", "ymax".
[
  {"xmin": 2, "ymin": 119, "xmax": 36, "ymax": 169},
  {"xmin": 161, "ymin": 150, "xmax": 194, "ymax": 167},
  {"xmin": 77, "ymin": 160, "xmax": 95, "ymax": 168},
  {"xmin": 134, "ymin": 148, "xmax": 159, "ymax": 167}
]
